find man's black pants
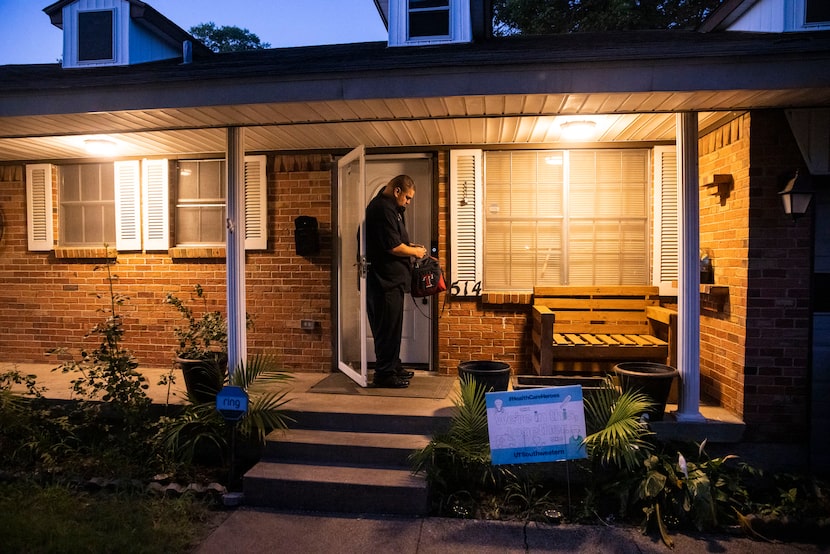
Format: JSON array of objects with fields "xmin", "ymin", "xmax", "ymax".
[{"xmin": 367, "ymin": 282, "xmax": 404, "ymax": 378}]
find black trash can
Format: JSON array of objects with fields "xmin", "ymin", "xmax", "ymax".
[
  {"xmin": 614, "ymin": 362, "xmax": 678, "ymax": 421},
  {"xmin": 458, "ymin": 361, "xmax": 511, "ymax": 392}
]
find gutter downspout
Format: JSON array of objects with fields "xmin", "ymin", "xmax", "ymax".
[
  {"xmin": 675, "ymin": 112, "xmax": 706, "ymax": 422},
  {"xmin": 226, "ymin": 127, "xmax": 247, "ymax": 378}
]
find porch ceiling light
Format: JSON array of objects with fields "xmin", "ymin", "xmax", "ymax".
[
  {"xmin": 559, "ymin": 120, "xmax": 596, "ymax": 141},
  {"xmin": 83, "ymin": 138, "xmax": 117, "ymax": 156},
  {"xmin": 779, "ymin": 170, "xmax": 813, "ymax": 220}
]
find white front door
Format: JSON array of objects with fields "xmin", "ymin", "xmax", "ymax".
[{"xmin": 365, "ymin": 155, "xmax": 433, "ymax": 368}]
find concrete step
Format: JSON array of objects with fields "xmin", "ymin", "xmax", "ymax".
[
  {"xmin": 263, "ymin": 429, "xmax": 430, "ymax": 468},
  {"xmin": 244, "ymin": 461, "xmax": 429, "ymax": 515},
  {"xmin": 283, "ymin": 408, "xmax": 451, "ymax": 436}
]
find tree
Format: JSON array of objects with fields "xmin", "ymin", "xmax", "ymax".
[
  {"xmin": 492, "ymin": 0, "xmax": 725, "ymax": 35},
  {"xmin": 189, "ymin": 22, "xmax": 271, "ymax": 53}
]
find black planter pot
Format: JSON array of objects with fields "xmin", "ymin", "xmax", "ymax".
[
  {"xmin": 175, "ymin": 354, "xmax": 227, "ymax": 403},
  {"xmin": 613, "ymin": 361, "xmax": 678, "ymax": 421},
  {"xmin": 458, "ymin": 361, "xmax": 511, "ymax": 392}
]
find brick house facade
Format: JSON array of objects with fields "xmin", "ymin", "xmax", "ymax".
[{"xmin": 0, "ymin": 110, "xmax": 816, "ymax": 445}]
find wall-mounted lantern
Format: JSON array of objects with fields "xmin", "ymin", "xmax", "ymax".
[{"xmin": 779, "ymin": 171, "xmax": 813, "ymax": 220}]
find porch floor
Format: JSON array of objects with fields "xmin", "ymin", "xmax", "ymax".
[{"xmin": 3, "ymin": 363, "xmax": 744, "ymax": 443}]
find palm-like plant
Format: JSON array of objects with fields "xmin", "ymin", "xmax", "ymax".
[
  {"xmin": 156, "ymin": 353, "xmax": 293, "ymax": 465},
  {"xmin": 582, "ymin": 376, "xmax": 655, "ymax": 472},
  {"xmin": 411, "ymin": 379, "xmax": 514, "ymax": 516}
]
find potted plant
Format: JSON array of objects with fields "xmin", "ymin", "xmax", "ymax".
[{"xmin": 165, "ymin": 284, "xmax": 250, "ymax": 403}]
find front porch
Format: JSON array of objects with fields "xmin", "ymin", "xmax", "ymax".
[{"xmin": 5, "ymin": 362, "xmax": 744, "ymax": 447}]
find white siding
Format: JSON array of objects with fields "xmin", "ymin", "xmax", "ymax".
[{"xmin": 727, "ymin": 0, "xmax": 830, "ymax": 31}]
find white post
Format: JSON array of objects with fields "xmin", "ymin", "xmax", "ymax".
[
  {"xmin": 675, "ymin": 112, "xmax": 705, "ymax": 422},
  {"xmin": 226, "ymin": 127, "xmax": 247, "ymax": 379}
]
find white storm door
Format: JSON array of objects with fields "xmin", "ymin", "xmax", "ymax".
[{"xmin": 337, "ymin": 146, "xmax": 368, "ymax": 387}]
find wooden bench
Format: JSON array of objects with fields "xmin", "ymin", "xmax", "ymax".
[{"xmin": 530, "ymin": 286, "xmax": 677, "ymax": 376}]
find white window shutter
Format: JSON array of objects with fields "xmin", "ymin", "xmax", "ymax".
[
  {"xmin": 244, "ymin": 155, "xmax": 267, "ymax": 250},
  {"xmin": 653, "ymin": 146, "xmax": 678, "ymax": 295},
  {"xmin": 142, "ymin": 159, "xmax": 169, "ymax": 251},
  {"xmin": 114, "ymin": 161, "xmax": 142, "ymax": 251},
  {"xmin": 26, "ymin": 164, "xmax": 53, "ymax": 251},
  {"xmin": 450, "ymin": 149, "xmax": 483, "ymax": 296}
]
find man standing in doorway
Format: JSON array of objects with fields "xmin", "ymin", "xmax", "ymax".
[{"xmin": 365, "ymin": 175, "xmax": 428, "ymax": 388}]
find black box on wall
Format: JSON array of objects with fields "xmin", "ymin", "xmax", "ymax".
[{"xmin": 294, "ymin": 216, "xmax": 320, "ymax": 256}]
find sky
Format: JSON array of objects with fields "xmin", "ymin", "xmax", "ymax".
[{"xmin": 0, "ymin": 0, "xmax": 388, "ymax": 65}]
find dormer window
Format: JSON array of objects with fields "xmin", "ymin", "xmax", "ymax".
[
  {"xmin": 45, "ymin": 0, "xmax": 212, "ymax": 69},
  {"xmin": 78, "ymin": 10, "xmax": 115, "ymax": 62},
  {"xmin": 388, "ymin": 0, "xmax": 471, "ymax": 46}
]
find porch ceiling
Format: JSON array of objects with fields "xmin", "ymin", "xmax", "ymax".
[{"xmin": 0, "ymin": 91, "xmax": 803, "ymax": 161}]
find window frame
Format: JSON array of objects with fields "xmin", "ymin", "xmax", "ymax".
[
  {"xmin": 58, "ymin": 162, "xmax": 117, "ymax": 248},
  {"xmin": 77, "ymin": 9, "xmax": 116, "ymax": 64},
  {"xmin": 480, "ymin": 148, "xmax": 652, "ymax": 291},
  {"xmin": 174, "ymin": 159, "xmax": 228, "ymax": 247}
]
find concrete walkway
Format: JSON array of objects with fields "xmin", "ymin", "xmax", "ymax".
[{"xmin": 195, "ymin": 508, "xmax": 827, "ymax": 554}]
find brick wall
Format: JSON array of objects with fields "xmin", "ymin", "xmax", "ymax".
[
  {"xmin": 744, "ymin": 111, "xmax": 812, "ymax": 442},
  {"xmin": 0, "ymin": 156, "xmax": 333, "ymax": 374},
  {"xmin": 698, "ymin": 114, "xmax": 750, "ymax": 416},
  {"xmin": 698, "ymin": 111, "xmax": 812, "ymax": 442}
]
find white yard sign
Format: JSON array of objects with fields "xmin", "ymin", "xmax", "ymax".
[{"xmin": 486, "ymin": 385, "xmax": 587, "ymax": 465}]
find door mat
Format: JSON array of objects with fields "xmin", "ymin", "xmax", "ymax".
[{"xmin": 309, "ymin": 371, "xmax": 457, "ymax": 399}]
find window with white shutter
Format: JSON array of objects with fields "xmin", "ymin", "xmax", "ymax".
[
  {"xmin": 175, "ymin": 156, "xmax": 267, "ymax": 250},
  {"xmin": 653, "ymin": 146, "xmax": 679, "ymax": 295},
  {"xmin": 114, "ymin": 160, "xmax": 141, "ymax": 251},
  {"xmin": 142, "ymin": 159, "xmax": 170, "ymax": 251},
  {"xmin": 244, "ymin": 155, "xmax": 267, "ymax": 250},
  {"xmin": 450, "ymin": 149, "xmax": 482, "ymax": 296},
  {"xmin": 26, "ymin": 164, "xmax": 54, "ymax": 251}
]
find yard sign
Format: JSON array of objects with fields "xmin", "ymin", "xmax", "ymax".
[{"xmin": 486, "ymin": 385, "xmax": 587, "ymax": 465}]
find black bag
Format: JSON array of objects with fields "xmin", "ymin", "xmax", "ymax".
[{"xmin": 411, "ymin": 256, "xmax": 447, "ymax": 297}]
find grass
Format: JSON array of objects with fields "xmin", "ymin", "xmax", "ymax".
[{"xmin": 0, "ymin": 480, "xmax": 227, "ymax": 554}]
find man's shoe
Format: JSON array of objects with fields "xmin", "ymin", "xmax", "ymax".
[
  {"xmin": 373, "ymin": 374, "xmax": 410, "ymax": 388},
  {"xmin": 396, "ymin": 368, "xmax": 415, "ymax": 379}
]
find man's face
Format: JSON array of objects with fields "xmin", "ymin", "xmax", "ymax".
[{"xmin": 394, "ymin": 187, "xmax": 414, "ymax": 210}]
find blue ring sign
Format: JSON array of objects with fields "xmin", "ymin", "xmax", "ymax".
[{"xmin": 216, "ymin": 386, "xmax": 249, "ymax": 421}]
